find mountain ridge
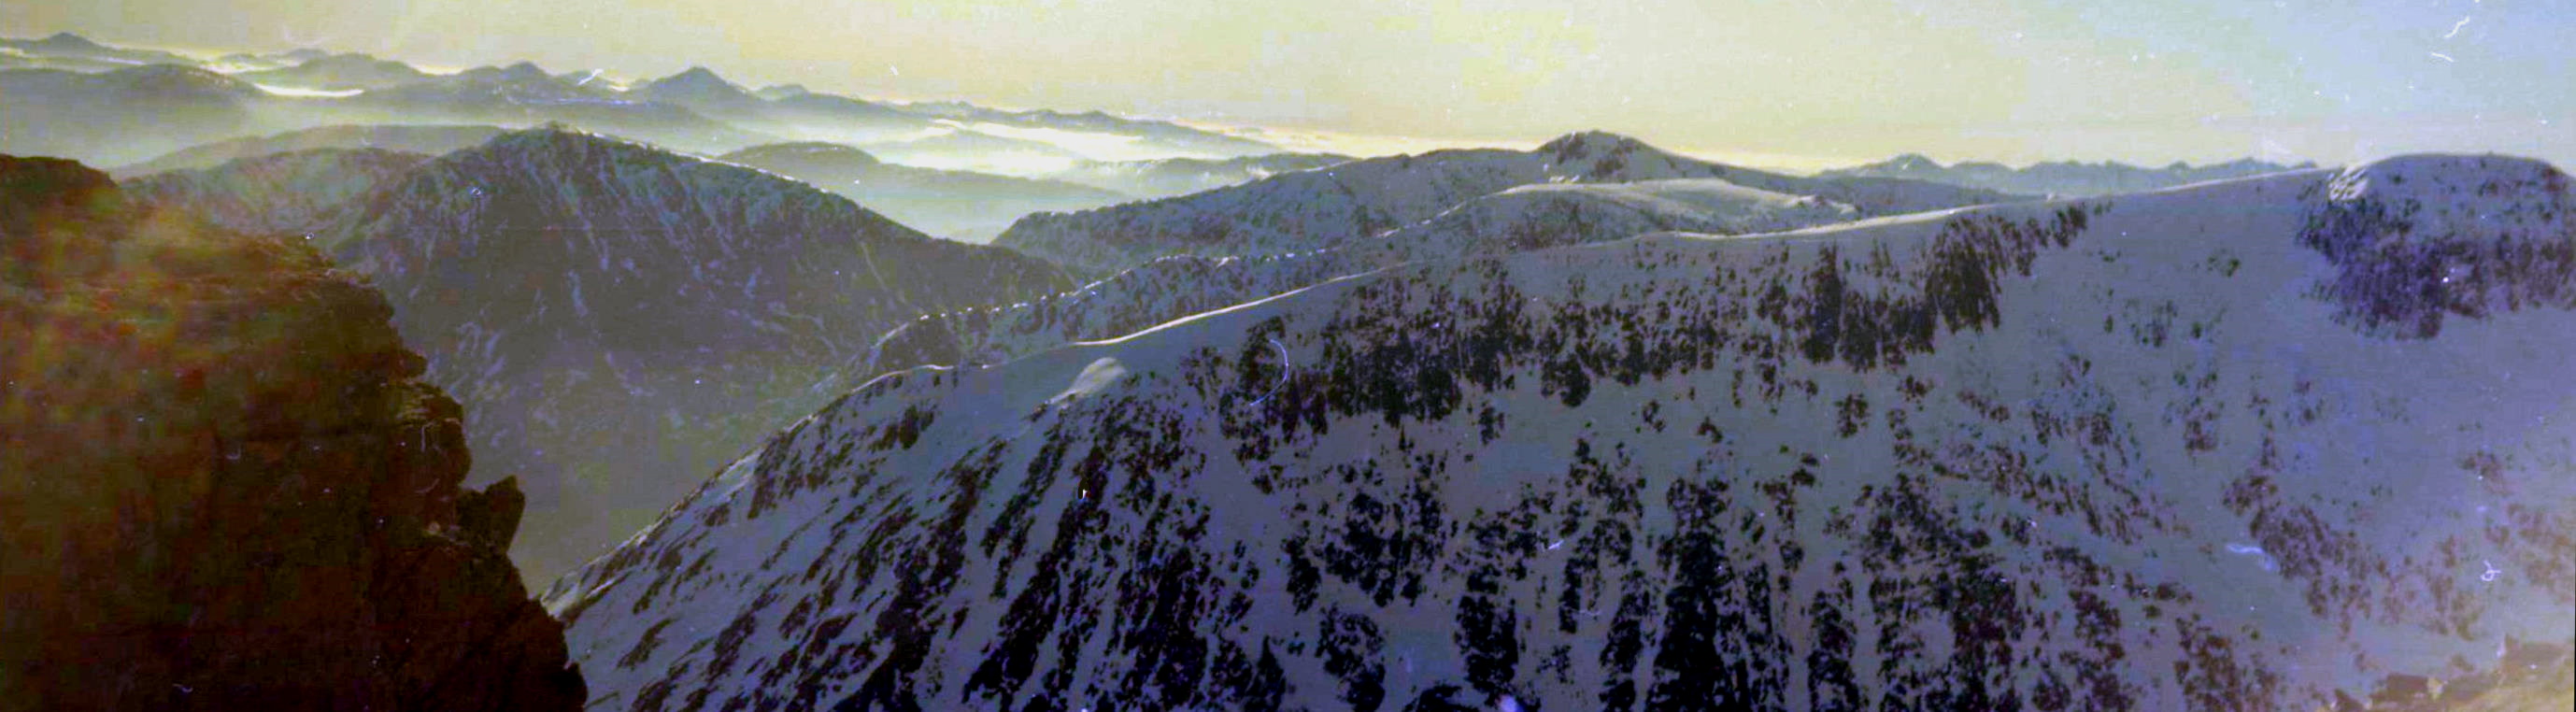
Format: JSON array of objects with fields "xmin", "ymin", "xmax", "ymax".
[{"xmin": 994, "ymin": 130, "xmax": 2026, "ymax": 276}]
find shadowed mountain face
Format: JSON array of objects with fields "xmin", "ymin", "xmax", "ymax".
[
  {"xmin": 0, "ymin": 154, "xmax": 584, "ymax": 712},
  {"xmin": 322, "ymin": 128, "xmax": 1078, "ymax": 583},
  {"xmin": 994, "ymin": 131, "xmax": 2026, "ymax": 276},
  {"xmin": 719, "ymin": 141, "xmax": 1130, "ymax": 242},
  {"xmin": 1823, "ymin": 153, "xmax": 2315, "ymax": 197},
  {"xmin": 110, "ymin": 124, "xmax": 507, "ymax": 178},
  {"xmin": 551, "ymin": 155, "xmax": 2574, "ymax": 712},
  {"xmin": 121, "ymin": 148, "xmax": 429, "ymax": 239}
]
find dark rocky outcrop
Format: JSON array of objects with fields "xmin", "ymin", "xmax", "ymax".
[{"xmin": 0, "ymin": 154, "xmax": 583, "ymax": 711}]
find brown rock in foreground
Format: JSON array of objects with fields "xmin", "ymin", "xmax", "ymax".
[{"xmin": 0, "ymin": 154, "xmax": 584, "ymax": 711}]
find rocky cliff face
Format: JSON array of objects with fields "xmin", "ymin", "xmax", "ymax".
[
  {"xmin": 0, "ymin": 155, "xmax": 583, "ymax": 711},
  {"xmin": 553, "ymin": 155, "xmax": 2574, "ymax": 712}
]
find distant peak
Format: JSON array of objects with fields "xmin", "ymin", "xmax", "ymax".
[
  {"xmin": 1538, "ymin": 131, "xmax": 1658, "ymax": 162},
  {"xmin": 671, "ymin": 65, "xmax": 722, "ymax": 80},
  {"xmin": 640, "ymin": 65, "xmax": 757, "ymax": 103},
  {"xmin": 656, "ymin": 65, "xmax": 734, "ymax": 88},
  {"xmin": 475, "ymin": 124, "xmax": 636, "ymax": 158},
  {"xmin": 724, "ymin": 142, "xmax": 880, "ymax": 165},
  {"xmin": 494, "ymin": 61, "xmax": 549, "ymax": 81},
  {"xmin": 1882, "ymin": 153, "xmax": 1943, "ymax": 170},
  {"xmin": 1540, "ymin": 130, "xmax": 1642, "ymax": 150},
  {"xmin": 39, "ymin": 32, "xmax": 98, "ymax": 47}
]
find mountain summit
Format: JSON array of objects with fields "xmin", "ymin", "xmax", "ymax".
[{"xmin": 633, "ymin": 65, "xmax": 763, "ymax": 111}]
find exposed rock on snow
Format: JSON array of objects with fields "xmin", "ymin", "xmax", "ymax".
[{"xmin": 552, "ymin": 154, "xmax": 2576, "ymax": 712}]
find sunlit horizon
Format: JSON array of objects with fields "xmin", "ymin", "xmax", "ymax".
[{"xmin": 12, "ymin": 0, "xmax": 2569, "ymax": 172}]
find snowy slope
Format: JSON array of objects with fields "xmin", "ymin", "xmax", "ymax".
[
  {"xmin": 120, "ymin": 147, "xmax": 428, "ymax": 238},
  {"xmin": 326, "ymin": 127, "xmax": 1076, "ymax": 583},
  {"xmin": 1825, "ymin": 153, "xmax": 2315, "ymax": 197},
  {"xmin": 994, "ymin": 131, "xmax": 2024, "ymax": 276},
  {"xmin": 550, "ymin": 154, "xmax": 2576, "ymax": 712},
  {"xmin": 871, "ymin": 178, "xmax": 1864, "ymax": 374}
]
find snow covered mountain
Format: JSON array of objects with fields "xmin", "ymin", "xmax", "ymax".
[
  {"xmin": 109, "ymin": 123, "xmax": 506, "ymax": 177},
  {"xmin": 548, "ymin": 154, "xmax": 2574, "ymax": 712},
  {"xmin": 995, "ymin": 131, "xmax": 2024, "ymax": 276},
  {"xmin": 872, "ymin": 178, "xmax": 1866, "ymax": 374},
  {"xmin": 120, "ymin": 147, "xmax": 428, "ymax": 238},
  {"xmin": 1824, "ymin": 153, "xmax": 2315, "ymax": 197},
  {"xmin": 719, "ymin": 141, "xmax": 1129, "ymax": 242},
  {"xmin": 1050, "ymin": 152, "xmax": 1356, "ymax": 198},
  {"xmin": 324, "ymin": 127, "xmax": 1077, "ymax": 584}
]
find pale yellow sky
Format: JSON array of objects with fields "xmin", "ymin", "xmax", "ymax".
[{"xmin": 9, "ymin": 0, "xmax": 2570, "ymax": 170}]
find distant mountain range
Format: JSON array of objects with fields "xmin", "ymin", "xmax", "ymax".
[
  {"xmin": 1048, "ymin": 152, "xmax": 1355, "ymax": 197},
  {"xmin": 235, "ymin": 51, "xmax": 429, "ymax": 91},
  {"xmin": 0, "ymin": 31, "xmax": 194, "ymax": 71},
  {"xmin": 1822, "ymin": 153, "xmax": 2314, "ymax": 196},
  {"xmin": 0, "ymin": 33, "xmax": 1288, "ymax": 174},
  {"xmin": 718, "ymin": 141, "xmax": 1129, "ymax": 242},
  {"xmin": 109, "ymin": 123, "xmax": 508, "ymax": 177},
  {"xmin": 996, "ymin": 131, "xmax": 2028, "ymax": 275},
  {"xmin": 0, "ymin": 64, "xmax": 267, "ymax": 166}
]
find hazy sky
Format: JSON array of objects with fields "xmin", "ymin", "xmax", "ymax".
[{"xmin": 9, "ymin": 0, "xmax": 2572, "ymax": 169}]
